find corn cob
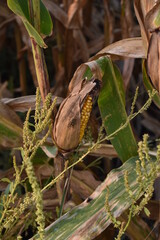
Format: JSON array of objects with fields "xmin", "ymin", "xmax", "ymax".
[{"xmin": 79, "ymin": 95, "xmax": 92, "ymax": 142}]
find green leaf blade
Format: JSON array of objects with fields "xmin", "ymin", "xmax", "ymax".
[
  {"xmin": 98, "ymin": 57, "xmax": 138, "ymax": 162},
  {"xmin": 40, "ymin": 1, "xmax": 53, "ymax": 36},
  {"xmin": 7, "ymin": 0, "xmax": 30, "ymax": 21},
  {"xmin": 32, "ymin": 156, "xmax": 156, "ymax": 240},
  {"xmin": 7, "ymin": 0, "xmax": 53, "ymax": 48}
]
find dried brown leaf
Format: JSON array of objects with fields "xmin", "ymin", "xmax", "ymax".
[
  {"xmin": 134, "ymin": 0, "xmax": 151, "ymax": 49},
  {"xmin": 53, "ymin": 94, "xmax": 80, "ymax": 151},
  {"xmin": 141, "ymin": 111, "xmax": 160, "ymax": 136},
  {"xmin": 64, "ymin": 29, "xmax": 75, "ymax": 83},
  {"xmin": 73, "ymin": 29, "xmax": 89, "ymax": 61},
  {"xmin": 120, "ymin": 212, "xmax": 157, "ymax": 240},
  {"xmin": 67, "ymin": 0, "xmax": 80, "ymax": 28},
  {"xmin": 143, "ymin": 0, "xmax": 157, "ymax": 14},
  {"xmin": 0, "ymin": 101, "xmax": 23, "ymax": 127},
  {"xmin": 145, "ymin": 2, "xmax": 160, "ymax": 31},
  {"xmin": 0, "ymin": 164, "xmax": 54, "ymax": 191},
  {"xmin": 0, "ymin": 82, "xmax": 13, "ymax": 98},
  {"xmin": 121, "ymin": 0, "xmax": 134, "ymax": 38},
  {"xmin": 71, "ymin": 170, "xmax": 101, "ymax": 199},
  {"xmin": 1, "ymin": 95, "xmax": 63, "ymax": 112},
  {"xmin": 91, "ymin": 37, "xmax": 146, "ymax": 61},
  {"xmin": 67, "ymin": 0, "xmax": 88, "ymax": 28},
  {"xmin": 45, "ymin": 0, "xmax": 68, "ymax": 28},
  {"xmin": 123, "ymin": 58, "xmax": 135, "ymax": 89},
  {"xmin": 53, "ymin": 78, "xmax": 99, "ymax": 151},
  {"xmin": 88, "ymin": 35, "xmax": 104, "ymax": 56},
  {"xmin": 27, "ymin": 49, "xmax": 38, "ymax": 87},
  {"xmin": 69, "ymin": 59, "xmax": 103, "ymax": 92},
  {"xmin": 147, "ymin": 31, "xmax": 160, "ymax": 92},
  {"xmin": 104, "ymin": 0, "xmax": 114, "ymax": 45},
  {"xmin": 80, "ymin": 143, "xmax": 117, "ymax": 158}
]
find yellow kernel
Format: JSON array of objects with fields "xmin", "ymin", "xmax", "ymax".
[{"xmin": 79, "ymin": 95, "xmax": 92, "ymax": 142}]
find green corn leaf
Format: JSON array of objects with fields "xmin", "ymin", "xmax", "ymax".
[
  {"xmin": 23, "ymin": 21, "xmax": 47, "ymax": 48},
  {"xmin": 97, "ymin": 57, "xmax": 138, "ymax": 162},
  {"xmin": 83, "ymin": 56, "xmax": 137, "ymax": 162},
  {"xmin": 7, "ymin": 0, "xmax": 53, "ymax": 48},
  {"xmin": 31, "ymin": 156, "xmax": 157, "ymax": 240},
  {"xmin": 40, "ymin": 1, "xmax": 53, "ymax": 36}
]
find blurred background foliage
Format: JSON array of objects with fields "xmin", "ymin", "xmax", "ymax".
[{"xmin": 0, "ymin": 0, "xmax": 160, "ymax": 239}]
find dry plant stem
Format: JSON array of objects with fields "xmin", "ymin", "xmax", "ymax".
[
  {"xmin": 104, "ymin": 0, "xmax": 113, "ymax": 45},
  {"xmin": 14, "ymin": 25, "xmax": 27, "ymax": 95},
  {"xmin": 42, "ymin": 143, "xmax": 95, "ymax": 192},
  {"xmin": 64, "ymin": 29, "xmax": 74, "ymax": 84},
  {"xmin": 54, "ymin": 154, "xmax": 65, "ymax": 204},
  {"xmin": 31, "ymin": 39, "xmax": 50, "ymax": 103},
  {"xmin": 59, "ymin": 167, "xmax": 72, "ymax": 217},
  {"xmin": 29, "ymin": 0, "xmax": 50, "ymax": 102}
]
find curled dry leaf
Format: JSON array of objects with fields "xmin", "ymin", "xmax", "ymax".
[
  {"xmin": 1, "ymin": 95, "xmax": 63, "ymax": 112},
  {"xmin": 134, "ymin": 0, "xmax": 155, "ymax": 49},
  {"xmin": 91, "ymin": 37, "xmax": 147, "ymax": 60},
  {"xmin": 145, "ymin": 2, "xmax": 160, "ymax": 32},
  {"xmin": 67, "ymin": 0, "xmax": 82, "ymax": 29},
  {"xmin": 53, "ymin": 78, "xmax": 101, "ymax": 151},
  {"xmin": 68, "ymin": 59, "xmax": 103, "ymax": 92},
  {"xmin": 147, "ymin": 31, "xmax": 160, "ymax": 92}
]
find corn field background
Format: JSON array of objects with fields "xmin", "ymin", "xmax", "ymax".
[{"xmin": 0, "ymin": 1, "xmax": 160, "ymax": 240}]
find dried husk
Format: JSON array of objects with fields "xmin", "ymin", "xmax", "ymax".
[
  {"xmin": 53, "ymin": 78, "xmax": 99, "ymax": 151},
  {"xmin": 145, "ymin": 2, "xmax": 160, "ymax": 32},
  {"xmin": 143, "ymin": 1, "xmax": 160, "ymax": 93},
  {"xmin": 147, "ymin": 31, "xmax": 160, "ymax": 93}
]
